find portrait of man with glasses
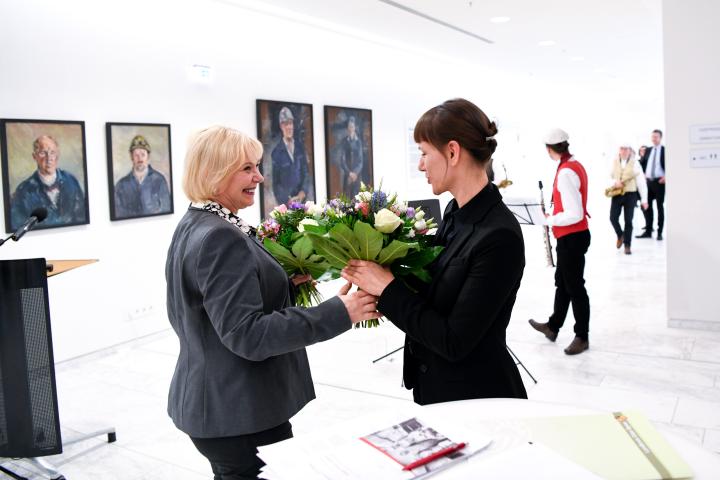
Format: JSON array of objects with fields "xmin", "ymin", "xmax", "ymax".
[{"xmin": 2, "ymin": 119, "xmax": 89, "ymax": 232}]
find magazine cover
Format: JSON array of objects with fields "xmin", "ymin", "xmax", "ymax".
[{"xmin": 360, "ymin": 417, "xmax": 460, "ymax": 467}]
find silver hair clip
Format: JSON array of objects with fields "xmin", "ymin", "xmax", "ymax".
[{"xmin": 486, "ymin": 136, "xmax": 495, "ymax": 141}]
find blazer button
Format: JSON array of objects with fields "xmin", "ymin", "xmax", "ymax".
[{"xmin": 419, "ymin": 364, "xmax": 428, "ymax": 374}]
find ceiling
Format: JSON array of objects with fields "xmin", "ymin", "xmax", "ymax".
[{"xmin": 231, "ymin": 0, "xmax": 664, "ymax": 102}]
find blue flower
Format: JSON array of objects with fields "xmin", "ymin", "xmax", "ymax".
[{"xmin": 370, "ymin": 190, "xmax": 388, "ymax": 213}]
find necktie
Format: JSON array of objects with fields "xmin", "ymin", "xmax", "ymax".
[{"xmin": 650, "ymin": 148, "xmax": 660, "ymax": 179}]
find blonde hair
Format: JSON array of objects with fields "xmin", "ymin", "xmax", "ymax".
[{"xmin": 182, "ymin": 125, "xmax": 263, "ymax": 203}]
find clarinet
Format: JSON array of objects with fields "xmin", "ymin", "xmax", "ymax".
[{"xmin": 539, "ymin": 181, "xmax": 555, "ymax": 267}]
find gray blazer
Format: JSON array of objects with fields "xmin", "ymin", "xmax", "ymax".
[{"xmin": 165, "ymin": 207, "xmax": 351, "ymax": 438}]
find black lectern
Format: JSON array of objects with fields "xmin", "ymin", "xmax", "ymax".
[
  {"xmin": 0, "ymin": 258, "xmax": 115, "ymax": 480},
  {"xmin": 0, "ymin": 258, "xmax": 62, "ymax": 459}
]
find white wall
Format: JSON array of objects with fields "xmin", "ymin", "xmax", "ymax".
[
  {"xmin": 1, "ymin": 0, "xmax": 665, "ymax": 361},
  {"xmin": 663, "ymin": 0, "xmax": 720, "ymax": 329}
]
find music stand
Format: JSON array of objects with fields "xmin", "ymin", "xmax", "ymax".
[
  {"xmin": 0, "ymin": 258, "xmax": 116, "ymax": 480},
  {"xmin": 503, "ymin": 196, "xmax": 547, "ymax": 227}
]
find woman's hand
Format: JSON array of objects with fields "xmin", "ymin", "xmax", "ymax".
[
  {"xmin": 341, "ymin": 260, "xmax": 395, "ymax": 297},
  {"xmin": 337, "ymin": 282, "xmax": 382, "ymax": 325},
  {"xmin": 641, "ymin": 202, "xmax": 649, "ymax": 210},
  {"xmin": 290, "ymin": 273, "xmax": 313, "ymax": 286},
  {"xmin": 614, "ymin": 180, "xmax": 624, "ymax": 189}
]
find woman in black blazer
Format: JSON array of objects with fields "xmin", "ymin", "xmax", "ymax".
[{"xmin": 342, "ymin": 99, "xmax": 527, "ymax": 405}]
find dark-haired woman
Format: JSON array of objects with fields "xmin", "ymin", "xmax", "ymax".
[{"xmin": 342, "ymin": 98, "xmax": 527, "ymax": 405}]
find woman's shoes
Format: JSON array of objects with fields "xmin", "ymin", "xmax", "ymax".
[
  {"xmin": 624, "ymin": 245, "xmax": 632, "ymax": 255},
  {"xmin": 616, "ymin": 236, "xmax": 623, "ymax": 249}
]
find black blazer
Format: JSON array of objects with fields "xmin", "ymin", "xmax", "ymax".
[
  {"xmin": 640, "ymin": 145, "xmax": 665, "ymax": 174},
  {"xmin": 377, "ymin": 183, "xmax": 527, "ymax": 405}
]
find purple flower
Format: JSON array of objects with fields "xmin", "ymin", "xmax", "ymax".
[
  {"xmin": 288, "ymin": 201, "xmax": 304, "ymax": 210},
  {"xmin": 370, "ymin": 190, "xmax": 388, "ymax": 213},
  {"xmin": 406, "ymin": 207, "xmax": 415, "ymax": 218}
]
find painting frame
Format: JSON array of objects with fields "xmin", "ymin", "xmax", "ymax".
[
  {"xmin": 105, "ymin": 122, "xmax": 174, "ymax": 221},
  {"xmin": 256, "ymin": 99, "xmax": 316, "ymax": 217},
  {"xmin": 323, "ymin": 105, "xmax": 374, "ymax": 199},
  {"xmin": 1, "ymin": 118, "xmax": 90, "ymax": 233}
]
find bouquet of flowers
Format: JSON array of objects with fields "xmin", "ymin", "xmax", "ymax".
[
  {"xmin": 302, "ymin": 184, "xmax": 442, "ymax": 327},
  {"xmin": 258, "ymin": 184, "xmax": 443, "ymax": 327},
  {"xmin": 257, "ymin": 201, "xmax": 334, "ymax": 308}
]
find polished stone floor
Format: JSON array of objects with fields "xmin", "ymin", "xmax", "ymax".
[{"xmin": 3, "ymin": 219, "xmax": 719, "ymax": 479}]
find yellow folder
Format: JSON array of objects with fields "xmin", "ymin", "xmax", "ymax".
[{"xmin": 524, "ymin": 411, "xmax": 693, "ymax": 479}]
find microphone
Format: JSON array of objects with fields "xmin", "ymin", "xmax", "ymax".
[{"xmin": 11, "ymin": 207, "xmax": 48, "ymax": 242}]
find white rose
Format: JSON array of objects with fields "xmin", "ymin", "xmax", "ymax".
[
  {"xmin": 414, "ymin": 219, "xmax": 427, "ymax": 231},
  {"xmin": 374, "ymin": 208, "xmax": 403, "ymax": 233},
  {"xmin": 298, "ymin": 218, "xmax": 320, "ymax": 232},
  {"xmin": 306, "ymin": 202, "xmax": 325, "ymax": 217},
  {"xmin": 406, "ymin": 229, "xmax": 416, "ymax": 238},
  {"xmin": 355, "ymin": 191, "xmax": 372, "ymax": 202},
  {"xmin": 414, "ymin": 210, "xmax": 425, "ymax": 220},
  {"xmin": 395, "ymin": 202, "xmax": 408, "ymax": 214}
]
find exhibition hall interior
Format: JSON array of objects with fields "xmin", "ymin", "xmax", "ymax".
[{"xmin": 0, "ymin": 0, "xmax": 718, "ymax": 478}]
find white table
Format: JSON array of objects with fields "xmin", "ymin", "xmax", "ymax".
[{"xmin": 424, "ymin": 398, "xmax": 719, "ymax": 479}]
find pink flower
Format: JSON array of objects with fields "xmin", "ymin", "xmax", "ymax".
[
  {"xmin": 358, "ymin": 202, "xmax": 370, "ymax": 217},
  {"xmin": 276, "ymin": 204, "xmax": 288, "ymax": 214}
]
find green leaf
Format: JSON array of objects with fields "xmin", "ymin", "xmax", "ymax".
[
  {"xmin": 410, "ymin": 269, "xmax": 432, "ymax": 283},
  {"xmin": 307, "ymin": 234, "xmax": 351, "ymax": 269},
  {"xmin": 328, "ymin": 223, "xmax": 362, "ymax": 258},
  {"xmin": 354, "ymin": 221, "xmax": 383, "ymax": 261},
  {"xmin": 377, "ymin": 240, "xmax": 410, "ymax": 265},
  {"xmin": 263, "ymin": 239, "xmax": 301, "ymax": 270},
  {"xmin": 301, "ymin": 224, "xmax": 326, "ymax": 235},
  {"xmin": 305, "ymin": 259, "xmax": 331, "ymax": 278},
  {"xmin": 291, "ymin": 236, "xmax": 314, "ymax": 261},
  {"xmin": 397, "ymin": 246, "xmax": 444, "ymax": 269}
]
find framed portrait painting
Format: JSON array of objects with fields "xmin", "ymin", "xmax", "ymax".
[
  {"xmin": 106, "ymin": 122, "xmax": 174, "ymax": 221},
  {"xmin": 325, "ymin": 105, "xmax": 373, "ymax": 198},
  {"xmin": 256, "ymin": 99, "xmax": 316, "ymax": 217},
  {"xmin": 1, "ymin": 119, "xmax": 89, "ymax": 233},
  {"xmin": 324, "ymin": 106, "xmax": 373, "ymax": 199}
]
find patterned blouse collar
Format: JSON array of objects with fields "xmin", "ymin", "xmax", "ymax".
[{"xmin": 191, "ymin": 201, "xmax": 256, "ymax": 237}]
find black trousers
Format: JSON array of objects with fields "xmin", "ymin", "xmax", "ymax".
[
  {"xmin": 609, "ymin": 192, "xmax": 637, "ymax": 246},
  {"xmin": 190, "ymin": 421, "xmax": 293, "ymax": 480},
  {"xmin": 548, "ymin": 230, "xmax": 591, "ymax": 340},
  {"xmin": 642, "ymin": 179, "xmax": 665, "ymax": 234}
]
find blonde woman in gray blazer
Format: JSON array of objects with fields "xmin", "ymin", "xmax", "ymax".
[{"xmin": 166, "ymin": 126, "xmax": 379, "ymax": 479}]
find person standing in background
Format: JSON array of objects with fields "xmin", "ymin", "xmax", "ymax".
[
  {"xmin": 636, "ymin": 129, "xmax": 666, "ymax": 240},
  {"xmin": 609, "ymin": 143, "xmax": 648, "ymax": 254},
  {"xmin": 529, "ymin": 128, "xmax": 591, "ymax": 355}
]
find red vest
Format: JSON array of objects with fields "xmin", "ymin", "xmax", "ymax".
[{"xmin": 552, "ymin": 155, "xmax": 589, "ymax": 239}]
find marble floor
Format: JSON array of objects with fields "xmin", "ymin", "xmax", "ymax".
[{"xmin": 2, "ymin": 220, "xmax": 720, "ymax": 479}]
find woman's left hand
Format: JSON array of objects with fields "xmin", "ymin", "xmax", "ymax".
[
  {"xmin": 341, "ymin": 260, "xmax": 394, "ymax": 296},
  {"xmin": 290, "ymin": 273, "xmax": 313, "ymax": 286}
]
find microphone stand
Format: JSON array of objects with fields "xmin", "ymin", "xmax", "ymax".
[{"xmin": 0, "ymin": 233, "xmax": 14, "ymax": 247}]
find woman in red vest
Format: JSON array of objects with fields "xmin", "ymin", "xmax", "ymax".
[{"xmin": 529, "ymin": 128, "xmax": 591, "ymax": 355}]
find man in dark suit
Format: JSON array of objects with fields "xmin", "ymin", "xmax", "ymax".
[{"xmin": 636, "ymin": 129, "xmax": 666, "ymax": 240}]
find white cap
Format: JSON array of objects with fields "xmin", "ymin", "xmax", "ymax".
[
  {"xmin": 543, "ymin": 128, "xmax": 569, "ymax": 144},
  {"xmin": 619, "ymin": 141, "xmax": 633, "ymax": 148}
]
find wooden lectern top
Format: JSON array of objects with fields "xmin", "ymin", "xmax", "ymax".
[{"xmin": 46, "ymin": 259, "xmax": 98, "ymax": 277}]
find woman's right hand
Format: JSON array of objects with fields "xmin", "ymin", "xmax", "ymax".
[
  {"xmin": 337, "ymin": 282, "xmax": 382, "ymax": 325},
  {"xmin": 614, "ymin": 180, "xmax": 623, "ymax": 189}
]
